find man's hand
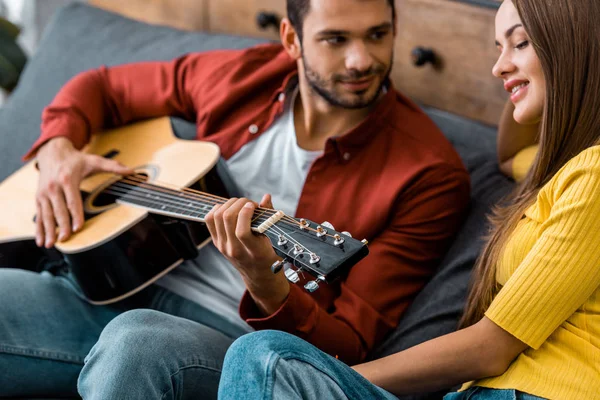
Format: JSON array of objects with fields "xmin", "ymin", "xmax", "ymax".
[
  {"xmin": 35, "ymin": 137, "xmax": 133, "ymax": 248},
  {"xmin": 205, "ymin": 194, "xmax": 290, "ymax": 315}
]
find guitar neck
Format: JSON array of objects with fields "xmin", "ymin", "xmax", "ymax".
[{"xmin": 107, "ymin": 175, "xmax": 280, "ymax": 230}]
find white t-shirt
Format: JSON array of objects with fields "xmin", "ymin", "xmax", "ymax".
[{"xmin": 156, "ymin": 88, "xmax": 322, "ymax": 332}]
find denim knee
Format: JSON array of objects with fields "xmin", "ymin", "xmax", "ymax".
[
  {"xmin": 84, "ymin": 309, "xmax": 169, "ymax": 367},
  {"xmin": 227, "ymin": 330, "xmax": 308, "ymax": 360},
  {"xmin": 79, "ymin": 309, "xmax": 232, "ymax": 399}
]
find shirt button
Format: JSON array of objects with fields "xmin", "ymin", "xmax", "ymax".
[
  {"xmin": 278, "ymin": 93, "xmax": 286, "ymax": 102},
  {"xmin": 343, "ymin": 152, "xmax": 351, "ymax": 161},
  {"xmin": 248, "ymin": 124, "xmax": 259, "ymax": 134}
]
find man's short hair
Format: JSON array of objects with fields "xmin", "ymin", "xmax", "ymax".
[{"xmin": 287, "ymin": 0, "xmax": 396, "ymax": 41}]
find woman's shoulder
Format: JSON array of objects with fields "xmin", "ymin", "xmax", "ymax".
[{"xmin": 549, "ymin": 145, "xmax": 600, "ymax": 194}]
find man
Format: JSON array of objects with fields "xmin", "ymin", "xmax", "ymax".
[{"xmin": 0, "ymin": 0, "xmax": 469, "ymax": 398}]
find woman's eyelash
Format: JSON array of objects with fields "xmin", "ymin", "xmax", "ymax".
[{"xmin": 516, "ymin": 40, "xmax": 529, "ymax": 49}]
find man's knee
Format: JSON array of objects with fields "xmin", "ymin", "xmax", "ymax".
[
  {"xmin": 80, "ymin": 309, "xmax": 232, "ymax": 398},
  {"xmin": 90, "ymin": 309, "xmax": 233, "ymax": 368},
  {"xmin": 91, "ymin": 309, "xmax": 177, "ymax": 363}
]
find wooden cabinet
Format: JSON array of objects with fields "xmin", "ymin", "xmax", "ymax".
[
  {"xmin": 89, "ymin": 0, "xmax": 506, "ymax": 125},
  {"xmin": 207, "ymin": 0, "xmax": 285, "ymax": 39},
  {"xmin": 392, "ymin": 0, "xmax": 506, "ymax": 125}
]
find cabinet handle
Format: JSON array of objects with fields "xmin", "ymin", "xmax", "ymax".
[
  {"xmin": 411, "ymin": 47, "xmax": 437, "ymax": 67},
  {"xmin": 256, "ymin": 11, "xmax": 281, "ymax": 31}
]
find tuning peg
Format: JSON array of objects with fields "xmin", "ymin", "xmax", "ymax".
[
  {"xmin": 299, "ymin": 219, "xmax": 309, "ymax": 230},
  {"xmin": 341, "ymin": 231, "xmax": 352, "ymax": 238},
  {"xmin": 277, "ymin": 234, "xmax": 288, "ymax": 247},
  {"xmin": 271, "ymin": 259, "xmax": 285, "ymax": 274},
  {"xmin": 333, "ymin": 234, "xmax": 345, "ymax": 246},
  {"xmin": 309, "ymin": 253, "xmax": 321, "ymax": 264},
  {"xmin": 321, "ymin": 221, "xmax": 335, "ymax": 230},
  {"xmin": 316, "ymin": 226, "xmax": 327, "ymax": 237},
  {"xmin": 284, "ymin": 267, "xmax": 300, "ymax": 283},
  {"xmin": 304, "ymin": 275, "xmax": 326, "ymax": 293},
  {"xmin": 293, "ymin": 244, "xmax": 304, "ymax": 255}
]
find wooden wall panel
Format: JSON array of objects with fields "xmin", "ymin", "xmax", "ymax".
[
  {"xmin": 89, "ymin": 0, "xmax": 208, "ymax": 31},
  {"xmin": 207, "ymin": 0, "xmax": 285, "ymax": 40}
]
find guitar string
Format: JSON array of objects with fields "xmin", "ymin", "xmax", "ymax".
[
  {"xmin": 105, "ymin": 180, "xmax": 344, "ymax": 260},
  {"xmin": 124, "ymin": 174, "xmax": 291, "ymax": 219},
  {"xmin": 109, "ymin": 180, "xmax": 342, "ymax": 258},
  {"xmin": 116, "ymin": 176, "xmax": 339, "ymax": 239},
  {"xmin": 106, "ymin": 187, "xmax": 317, "ymax": 264},
  {"xmin": 108, "ymin": 182, "xmax": 283, "ymax": 226},
  {"xmin": 120, "ymin": 175, "xmax": 340, "ymax": 243},
  {"xmin": 102, "ymin": 186, "xmax": 317, "ymax": 257},
  {"xmin": 120, "ymin": 176, "xmax": 303, "ymax": 229},
  {"xmin": 123, "ymin": 174, "xmax": 301, "ymax": 227}
]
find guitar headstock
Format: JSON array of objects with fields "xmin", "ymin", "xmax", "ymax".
[{"xmin": 264, "ymin": 217, "xmax": 369, "ymax": 292}]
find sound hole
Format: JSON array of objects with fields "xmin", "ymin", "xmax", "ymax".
[{"xmin": 92, "ymin": 173, "xmax": 149, "ymax": 208}]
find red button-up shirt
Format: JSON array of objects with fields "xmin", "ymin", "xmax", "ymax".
[{"xmin": 26, "ymin": 44, "xmax": 470, "ymax": 364}]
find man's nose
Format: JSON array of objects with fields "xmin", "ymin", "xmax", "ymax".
[{"xmin": 345, "ymin": 41, "xmax": 374, "ymax": 73}]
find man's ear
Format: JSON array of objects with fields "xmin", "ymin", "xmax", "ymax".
[{"xmin": 280, "ymin": 18, "xmax": 302, "ymax": 60}]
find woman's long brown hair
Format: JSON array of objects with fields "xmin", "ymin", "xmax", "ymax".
[{"xmin": 460, "ymin": 0, "xmax": 600, "ymax": 328}]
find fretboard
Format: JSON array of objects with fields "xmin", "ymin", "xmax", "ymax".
[{"xmin": 104, "ymin": 178, "xmax": 274, "ymax": 229}]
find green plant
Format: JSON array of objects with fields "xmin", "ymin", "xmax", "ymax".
[{"xmin": 0, "ymin": 16, "xmax": 27, "ymax": 92}]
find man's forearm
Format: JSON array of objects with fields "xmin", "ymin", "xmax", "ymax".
[{"xmin": 244, "ymin": 271, "xmax": 290, "ymax": 316}]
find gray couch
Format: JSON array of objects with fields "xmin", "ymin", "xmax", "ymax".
[{"xmin": 0, "ymin": 3, "xmax": 514, "ymax": 399}]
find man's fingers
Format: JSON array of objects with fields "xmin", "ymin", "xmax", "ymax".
[
  {"xmin": 39, "ymin": 197, "xmax": 57, "ymax": 248},
  {"xmin": 223, "ymin": 198, "xmax": 250, "ymax": 239},
  {"xmin": 48, "ymin": 190, "xmax": 72, "ymax": 242},
  {"xmin": 236, "ymin": 202, "xmax": 256, "ymax": 243},
  {"xmin": 259, "ymin": 194, "xmax": 274, "ymax": 209},
  {"xmin": 205, "ymin": 203, "xmax": 220, "ymax": 243},
  {"xmin": 215, "ymin": 198, "xmax": 238, "ymax": 244},
  {"xmin": 87, "ymin": 155, "xmax": 134, "ymax": 176},
  {"xmin": 35, "ymin": 201, "xmax": 44, "ymax": 247},
  {"xmin": 63, "ymin": 180, "xmax": 85, "ymax": 232}
]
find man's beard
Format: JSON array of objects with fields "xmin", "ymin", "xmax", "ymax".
[{"xmin": 303, "ymin": 54, "xmax": 392, "ymax": 109}]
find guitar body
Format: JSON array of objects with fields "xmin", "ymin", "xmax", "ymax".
[{"xmin": 0, "ymin": 118, "xmax": 224, "ymax": 304}]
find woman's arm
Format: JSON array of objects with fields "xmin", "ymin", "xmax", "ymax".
[
  {"xmin": 497, "ymin": 100, "xmax": 539, "ymax": 178},
  {"xmin": 352, "ymin": 317, "xmax": 527, "ymax": 396}
]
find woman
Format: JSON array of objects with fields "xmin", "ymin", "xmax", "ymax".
[{"xmin": 217, "ymin": 0, "xmax": 600, "ymax": 399}]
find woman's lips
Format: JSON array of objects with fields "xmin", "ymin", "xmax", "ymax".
[{"xmin": 510, "ymin": 82, "xmax": 529, "ymax": 103}]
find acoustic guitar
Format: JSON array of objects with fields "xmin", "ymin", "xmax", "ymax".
[{"xmin": 0, "ymin": 118, "xmax": 369, "ymax": 305}]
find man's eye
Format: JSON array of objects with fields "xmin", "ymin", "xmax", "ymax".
[
  {"xmin": 515, "ymin": 40, "xmax": 529, "ymax": 50},
  {"xmin": 370, "ymin": 31, "xmax": 388, "ymax": 41},
  {"xmin": 325, "ymin": 36, "xmax": 346, "ymax": 45}
]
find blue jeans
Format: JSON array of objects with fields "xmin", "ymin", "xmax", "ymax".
[
  {"xmin": 0, "ymin": 268, "xmax": 247, "ymax": 399},
  {"xmin": 218, "ymin": 331, "xmax": 547, "ymax": 400}
]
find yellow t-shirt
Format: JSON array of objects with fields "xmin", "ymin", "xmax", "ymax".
[
  {"xmin": 512, "ymin": 144, "xmax": 538, "ymax": 182},
  {"xmin": 473, "ymin": 146, "xmax": 600, "ymax": 399}
]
